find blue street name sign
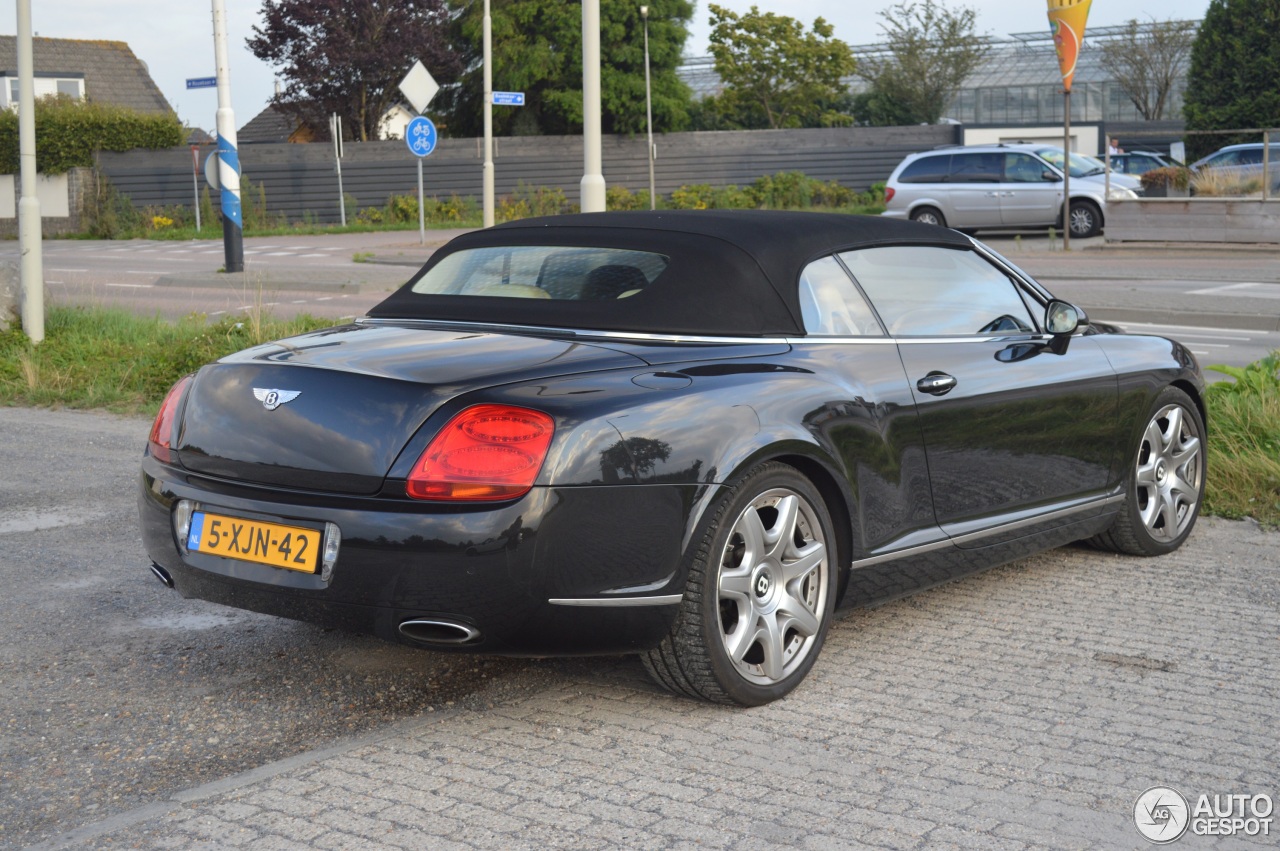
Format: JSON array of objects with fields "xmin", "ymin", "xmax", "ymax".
[
  {"xmin": 492, "ymin": 91, "xmax": 525, "ymax": 106},
  {"xmin": 186, "ymin": 77, "xmax": 217, "ymax": 90},
  {"xmin": 405, "ymin": 115, "xmax": 438, "ymax": 158}
]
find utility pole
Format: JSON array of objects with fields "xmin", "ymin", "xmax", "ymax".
[
  {"xmin": 641, "ymin": 5, "xmax": 656, "ymax": 210},
  {"xmin": 16, "ymin": 0, "xmax": 43, "ymax": 343},
  {"xmin": 482, "ymin": 0, "xmax": 495, "ymax": 227},
  {"xmin": 211, "ymin": 0, "xmax": 243, "ymax": 272},
  {"xmin": 580, "ymin": 0, "xmax": 606, "ymax": 212}
]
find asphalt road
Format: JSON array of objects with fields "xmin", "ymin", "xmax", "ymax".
[
  {"xmin": 7, "ymin": 230, "xmax": 1279, "ymax": 372},
  {"xmin": 2, "ymin": 408, "xmax": 1278, "ymax": 850}
]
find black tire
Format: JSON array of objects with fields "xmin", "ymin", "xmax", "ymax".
[
  {"xmin": 910, "ymin": 206, "xmax": 947, "ymax": 228},
  {"xmin": 1090, "ymin": 386, "xmax": 1205, "ymax": 556},
  {"xmin": 642, "ymin": 462, "xmax": 838, "ymax": 706},
  {"xmin": 1067, "ymin": 199, "xmax": 1102, "ymax": 238}
]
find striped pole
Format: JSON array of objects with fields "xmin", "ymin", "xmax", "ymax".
[{"xmin": 211, "ymin": 0, "xmax": 243, "ymax": 272}]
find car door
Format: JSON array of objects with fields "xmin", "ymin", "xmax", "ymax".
[
  {"xmin": 944, "ymin": 152, "xmax": 1004, "ymax": 227},
  {"xmin": 999, "ymin": 152, "xmax": 1063, "ymax": 227},
  {"xmin": 838, "ymin": 244, "xmax": 1122, "ymax": 546}
]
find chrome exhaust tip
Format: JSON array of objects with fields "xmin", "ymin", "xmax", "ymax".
[
  {"xmin": 149, "ymin": 563, "xmax": 174, "ymax": 588},
  {"xmin": 398, "ymin": 618, "xmax": 482, "ymax": 646}
]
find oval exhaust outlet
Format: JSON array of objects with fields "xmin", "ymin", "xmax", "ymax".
[
  {"xmin": 149, "ymin": 563, "xmax": 174, "ymax": 588},
  {"xmin": 398, "ymin": 618, "xmax": 482, "ymax": 645}
]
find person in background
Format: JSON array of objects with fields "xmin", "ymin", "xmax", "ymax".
[{"xmin": 1108, "ymin": 137, "xmax": 1124, "ymax": 155}]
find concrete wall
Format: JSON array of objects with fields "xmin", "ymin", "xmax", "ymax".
[
  {"xmin": 96, "ymin": 125, "xmax": 960, "ymax": 224},
  {"xmin": 0, "ymin": 167, "xmax": 91, "ymax": 237},
  {"xmin": 1106, "ymin": 199, "xmax": 1280, "ymax": 243}
]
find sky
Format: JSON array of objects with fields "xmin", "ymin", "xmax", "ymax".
[{"xmin": 1, "ymin": 0, "xmax": 1213, "ymax": 134}]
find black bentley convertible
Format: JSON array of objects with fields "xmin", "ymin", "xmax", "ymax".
[{"xmin": 140, "ymin": 211, "xmax": 1205, "ymax": 705}]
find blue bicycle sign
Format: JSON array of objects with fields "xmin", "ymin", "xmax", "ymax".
[{"xmin": 405, "ymin": 116, "xmax": 437, "ymax": 158}]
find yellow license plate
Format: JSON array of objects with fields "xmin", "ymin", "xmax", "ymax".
[{"xmin": 187, "ymin": 511, "xmax": 321, "ymax": 573}]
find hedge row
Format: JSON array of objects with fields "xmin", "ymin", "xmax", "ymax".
[{"xmin": 0, "ymin": 95, "xmax": 184, "ymax": 175}]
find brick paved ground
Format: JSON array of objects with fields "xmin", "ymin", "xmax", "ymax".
[{"xmin": 40, "ymin": 515, "xmax": 1278, "ymax": 851}]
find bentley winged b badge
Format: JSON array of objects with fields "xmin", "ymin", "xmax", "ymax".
[{"xmin": 253, "ymin": 388, "xmax": 301, "ymax": 411}]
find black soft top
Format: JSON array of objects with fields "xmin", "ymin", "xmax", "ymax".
[{"xmin": 369, "ymin": 210, "xmax": 972, "ymax": 337}]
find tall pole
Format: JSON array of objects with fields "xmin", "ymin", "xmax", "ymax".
[
  {"xmin": 642, "ymin": 6, "xmax": 655, "ymax": 210},
  {"xmin": 212, "ymin": 0, "xmax": 243, "ymax": 272},
  {"xmin": 580, "ymin": 0, "xmax": 606, "ymax": 212},
  {"xmin": 1063, "ymin": 90, "xmax": 1071, "ymax": 250},
  {"xmin": 16, "ymin": 0, "xmax": 43, "ymax": 343},
  {"xmin": 482, "ymin": 0, "xmax": 495, "ymax": 227}
]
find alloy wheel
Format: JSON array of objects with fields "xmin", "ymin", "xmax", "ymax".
[{"xmin": 1135, "ymin": 403, "xmax": 1203, "ymax": 542}]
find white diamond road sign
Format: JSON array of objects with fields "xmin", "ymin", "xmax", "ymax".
[
  {"xmin": 492, "ymin": 91, "xmax": 525, "ymax": 106},
  {"xmin": 398, "ymin": 61, "xmax": 439, "ymax": 115}
]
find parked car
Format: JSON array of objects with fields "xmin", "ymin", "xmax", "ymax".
[
  {"xmin": 1106, "ymin": 151, "xmax": 1172, "ymax": 175},
  {"xmin": 1189, "ymin": 142, "xmax": 1280, "ymax": 191},
  {"xmin": 883, "ymin": 144, "xmax": 1140, "ymax": 238},
  {"xmin": 141, "ymin": 211, "xmax": 1206, "ymax": 706}
]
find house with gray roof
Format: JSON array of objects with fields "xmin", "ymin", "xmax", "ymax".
[{"xmin": 0, "ymin": 35, "xmax": 173, "ymax": 114}]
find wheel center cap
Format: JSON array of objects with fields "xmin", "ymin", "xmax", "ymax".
[
  {"xmin": 753, "ymin": 568, "xmax": 774, "ymax": 599},
  {"xmin": 1156, "ymin": 461, "xmax": 1168, "ymax": 483}
]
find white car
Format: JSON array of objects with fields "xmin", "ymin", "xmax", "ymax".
[{"xmin": 882, "ymin": 143, "xmax": 1140, "ymax": 238}]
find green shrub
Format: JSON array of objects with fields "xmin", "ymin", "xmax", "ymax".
[
  {"xmin": 606, "ymin": 185, "xmax": 655, "ymax": 211},
  {"xmin": 1204, "ymin": 352, "xmax": 1280, "ymax": 525},
  {"xmin": 0, "ymin": 95, "xmax": 184, "ymax": 175}
]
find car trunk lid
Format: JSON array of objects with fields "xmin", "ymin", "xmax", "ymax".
[{"xmin": 175, "ymin": 323, "xmax": 644, "ymax": 494}]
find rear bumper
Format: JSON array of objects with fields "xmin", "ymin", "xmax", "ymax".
[{"xmin": 140, "ymin": 457, "xmax": 708, "ymax": 655}]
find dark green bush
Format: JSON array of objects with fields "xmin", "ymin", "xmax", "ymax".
[{"xmin": 0, "ymin": 95, "xmax": 184, "ymax": 175}]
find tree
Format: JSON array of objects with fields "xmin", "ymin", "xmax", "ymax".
[
  {"xmin": 1098, "ymin": 18, "xmax": 1197, "ymax": 121},
  {"xmin": 440, "ymin": 0, "xmax": 694, "ymax": 137},
  {"xmin": 855, "ymin": 0, "xmax": 988, "ymax": 126},
  {"xmin": 247, "ymin": 0, "xmax": 464, "ymax": 142},
  {"xmin": 1183, "ymin": 0, "xmax": 1280, "ymax": 157},
  {"xmin": 706, "ymin": 4, "xmax": 856, "ymax": 130}
]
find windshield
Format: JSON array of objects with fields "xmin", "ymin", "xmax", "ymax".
[{"xmin": 1035, "ymin": 147, "xmax": 1108, "ymax": 178}]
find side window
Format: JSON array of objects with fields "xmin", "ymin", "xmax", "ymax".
[
  {"xmin": 798, "ymin": 256, "xmax": 883, "ymax": 337},
  {"xmin": 948, "ymin": 153, "xmax": 1002, "ymax": 183},
  {"xmin": 839, "ymin": 246, "xmax": 1036, "ymax": 337},
  {"xmin": 897, "ymin": 155, "xmax": 950, "ymax": 184},
  {"xmin": 1004, "ymin": 153, "xmax": 1051, "ymax": 183}
]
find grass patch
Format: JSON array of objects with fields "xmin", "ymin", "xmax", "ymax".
[
  {"xmin": 0, "ymin": 307, "xmax": 340, "ymax": 416},
  {"xmin": 1203, "ymin": 352, "xmax": 1280, "ymax": 526}
]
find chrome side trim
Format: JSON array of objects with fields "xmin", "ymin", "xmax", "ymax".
[
  {"xmin": 850, "ymin": 492, "xmax": 1124, "ymax": 569},
  {"xmin": 946, "ymin": 492, "xmax": 1124, "ymax": 547},
  {"xmin": 549, "ymin": 594, "xmax": 683, "ymax": 607},
  {"xmin": 358, "ymin": 318, "xmax": 1044, "ymax": 348}
]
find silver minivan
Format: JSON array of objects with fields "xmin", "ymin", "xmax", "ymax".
[{"xmin": 882, "ymin": 143, "xmax": 1140, "ymax": 238}]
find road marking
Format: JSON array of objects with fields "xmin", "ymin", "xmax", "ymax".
[
  {"xmin": 316, "ymin": 297, "xmax": 332, "ymax": 301},
  {"xmin": 298, "ymin": 254, "xmax": 329, "ymax": 258},
  {"xmin": 106, "ymin": 283, "xmax": 154, "ymax": 289},
  {"xmin": 1185, "ymin": 282, "xmax": 1280, "ymax": 299},
  {"xmin": 48, "ymin": 268, "xmax": 88, "ymax": 273},
  {"xmin": 262, "ymin": 252, "xmax": 294, "ymax": 256},
  {"xmin": 124, "ymin": 271, "xmax": 158, "ymax": 275},
  {"xmin": 1111, "ymin": 321, "xmax": 1257, "ymax": 336},
  {"xmin": 291, "ymin": 299, "xmax": 306, "ymax": 304},
  {"xmin": 210, "ymin": 310, "xmax": 226, "ymax": 316}
]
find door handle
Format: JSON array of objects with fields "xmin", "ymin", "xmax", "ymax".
[
  {"xmin": 917, "ymin": 372, "xmax": 957, "ymax": 396},
  {"xmin": 985, "ymin": 191, "xmax": 999, "ymax": 197}
]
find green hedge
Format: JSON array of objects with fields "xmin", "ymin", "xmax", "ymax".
[{"xmin": 0, "ymin": 95, "xmax": 184, "ymax": 175}]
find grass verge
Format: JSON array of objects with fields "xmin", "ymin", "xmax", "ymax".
[
  {"xmin": 0, "ymin": 307, "xmax": 340, "ymax": 416},
  {"xmin": 1203, "ymin": 353, "xmax": 1280, "ymax": 527},
  {"xmin": 3, "ymin": 307, "xmax": 1275, "ymax": 526}
]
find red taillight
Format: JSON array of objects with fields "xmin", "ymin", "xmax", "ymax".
[
  {"xmin": 407, "ymin": 404, "xmax": 555, "ymax": 501},
  {"xmin": 148, "ymin": 375, "xmax": 193, "ymax": 464},
  {"xmin": 884, "ymin": 187, "xmax": 895, "ymax": 203}
]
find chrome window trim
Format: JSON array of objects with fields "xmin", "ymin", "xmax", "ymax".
[
  {"xmin": 850, "ymin": 491, "xmax": 1124, "ymax": 568},
  {"xmin": 549, "ymin": 594, "xmax": 682, "ymax": 607},
  {"xmin": 359, "ymin": 317, "xmax": 1044, "ymax": 347}
]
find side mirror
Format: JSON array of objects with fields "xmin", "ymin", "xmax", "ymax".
[
  {"xmin": 1045, "ymin": 300, "xmax": 1080, "ymax": 335},
  {"xmin": 1043, "ymin": 170, "xmax": 1063, "ymax": 182}
]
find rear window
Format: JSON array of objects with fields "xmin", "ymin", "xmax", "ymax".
[
  {"xmin": 410, "ymin": 246, "xmax": 669, "ymax": 301},
  {"xmin": 897, "ymin": 155, "xmax": 950, "ymax": 184}
]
